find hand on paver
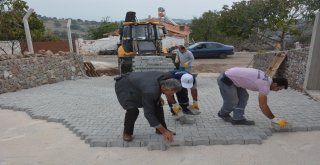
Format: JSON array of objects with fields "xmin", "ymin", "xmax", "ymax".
[
  {"xmin": 163, "ymin": 130, "xmax": 174, "ymax": 142},
  {"xmin": 158, "ymin": 127, "xmax": 174, "ymax": 142},
  {"xmin": 183, "ymin": 62, "xmax": 189, "ymax": 67},
  {"xmin": 172, "ymin": 103, "xmax": 182, "ymax": 114},
  {"xmin": 191, "ymin": 101, "xmax": 199, "ymax": 110},
  {"xmin": 271, "ymin": 118, "xmax": 288, "ymax": 128}
]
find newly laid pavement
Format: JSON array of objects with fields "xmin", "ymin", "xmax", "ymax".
[{"xmin": 1, "ymin": 73, "xmax": 320, "ymax": 148}]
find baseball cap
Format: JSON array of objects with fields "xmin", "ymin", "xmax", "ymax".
[{"xmin": 181, "ymin": 73, "xmax": 194, "ymax": 89}]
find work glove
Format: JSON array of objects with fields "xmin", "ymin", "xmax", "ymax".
[
  {"xmin": 183, "ymin": 62, "xmax": 189, "ymax": 67},
  {"xmin": 172, "ymin": 103, "xmax": 182, "ymax": 114},
  {"xmin": 271, "ymin": 118, "xmax": 288, "ymax": 128},
  {"xmin": 175, "ymin": 57, "xmax": 179, "ymax": 63},
  {"xmin": 191, "ymin": 101, "xmax": 199, "ymax": 110}
]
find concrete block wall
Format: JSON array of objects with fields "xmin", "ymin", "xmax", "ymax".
[
  {"xmin": 253, "ymin": 48, "xmax": 309, "ymax": 91},
  {"xmin": 0, "ymin": 53, "xmax": 85, "ymax": 94}
]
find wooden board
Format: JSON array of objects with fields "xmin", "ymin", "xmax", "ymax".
[
  {"xmin": 265, "ymin": 52, "xmax": 286, "ymax": 77},
  {"xmin": 84, "ymin": 62, "xmax": 99, "ymax": 77}
]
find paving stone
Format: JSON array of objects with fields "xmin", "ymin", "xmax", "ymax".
[
  {"xmin": 123, "ymin": 141, "xmax": 141, "ymax": 147},
  {"xmin": 147, "ymin": 142, "xmax": 167, "ymax": 151},
  {"xmin": 192, "ymin": 136, "xmax": 210, "ymax": 146},
  {"xmin": 209, "ymin": 136, "xmax": 228, "ymax": 145},
  {"xmin": 90, "ymin": 140, "xmax": 108, "ymax": 147},
  {"xmin": 0, "ymin": 74, "xmax": 319, "ymax": 149}
]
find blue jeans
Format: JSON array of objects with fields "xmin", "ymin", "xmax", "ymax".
[{"xmin": 217, "ymin": 73, "xmax": 249, "ymax": 120}]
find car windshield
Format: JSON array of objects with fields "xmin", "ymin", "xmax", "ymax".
[{"xmin": 188, "ymin": 43, "xmax": 201, "ymax": 49}]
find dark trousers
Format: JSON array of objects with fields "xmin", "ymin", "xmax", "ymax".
[
  {"xmin": 124, "ymin": 104, "xmax": 167, "ymax": 135},
  {"xmin": 168, "ymin": 88, "xmax": 189, "ymax": 113}
]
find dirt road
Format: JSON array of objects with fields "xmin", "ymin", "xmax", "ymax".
[
  {"xmin": 192, "ymin": 52, "xmax": 255, "ymax": 73},
  {"xmin": 83, "ymin": 52, "xmax": 256, "ymax": 75}
]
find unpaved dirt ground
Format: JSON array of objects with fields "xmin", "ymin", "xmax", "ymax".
[
  {"xmin": 83, "ymin": 52, "xmax": 255, "ymax": 76},
  {"xmin": 192, "ymin": 52, "xmax": 255, "ymax": 73}
]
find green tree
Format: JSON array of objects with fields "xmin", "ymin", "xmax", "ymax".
[
  {"xmin": 216, "ymin": 0, "xmax": 319, "ymax": 50},
  {"xmin": 190, "ymin": 10, "xmax": 220, "ymax": 41},
  {"xmin": 87, "ymin": 17, "xmax": 118, "ymax": 39},
  {"xmin": 0, "ymin": 0, "xmax": 49, "ymax": 54}
]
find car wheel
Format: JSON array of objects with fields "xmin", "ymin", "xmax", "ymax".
[{"xmin": 219, "ymin": 53, "xmax": 227, "ymax": 59}]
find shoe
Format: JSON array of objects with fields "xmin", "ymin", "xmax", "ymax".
[
  {"xmin": 123, "ymin": 133, "xmax": 133, "ymax": 142},
  {"xmin": 217, "ymin": 112, "xmax": 232, "ymax": 122},
  {"xmin": 155, "ymin": 129, "xmax": 176, "ymax": 135},
  {"xmin": 231, "ymin": 119, "xmax": 255, "ymax": 125}
]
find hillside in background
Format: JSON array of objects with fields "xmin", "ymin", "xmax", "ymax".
[
  {"xmin": 38, "ymin": 15, "xmax": 102, "ymax": 39},
  {"xmin": 38, "ymin": 15, "xmax": 191, "ymax": 40}
]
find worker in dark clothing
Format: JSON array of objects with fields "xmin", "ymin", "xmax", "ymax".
[
  {"xmin": 115, "ymin": 71, "xmax": 182, "ymax": 142},
  {"xmin": 163, "ymin": 70, "xmax": 199, "ymax": 116}
]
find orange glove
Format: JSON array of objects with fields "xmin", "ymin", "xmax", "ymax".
[
  {"xmin": 191, "ymin": 101, "xmax": 199, "ymax": 110},
  {"xmin": 172, "ymin": 103, "xmax": 182, "ymax": 114},
  {"xmin": 271, "ymin": 118, "xmax": 288, "ymax": 128},
  {"xmin": 183, "ymin": 62, "xmax": 189, "ymax": 67},
  {"xmin": 175, "ymin": 57, "xmax": 179, "ymax": 63}
]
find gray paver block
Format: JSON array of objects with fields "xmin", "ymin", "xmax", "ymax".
[
  {"xmin": 292, "ymin": 126, "xmax": 309, "ymax": 132},
  {"xmin": 47, "ymin": 118, "xmax": 61, "ymax": 122},
  {"xmin": 123, "ymin": 141, "xmax": 141, "ymax": 147},
  {"xmin": 243, "ymin": 135, "xmax": 262, "ymax": 144},
  {"xmin": 187, "ymin": 106, "xmax": 201, "ymax": 115},
  {"xmin": 226, "ymin": 136, "xmax": 245, "ymax": 145},
  {"xmin": 192, "ymin": 136, "xmax": 210, "ymax": 146},
  {"xmin": 184, "ymin": 137, "xmax": 193, "ymax": 146},
  {"xmin": 90, "ymin": 140, "xmax": 108, "ymax": 147},
  {"xmin": 264, "ymin": 129, "xmax": 273, "ymax": 136},
  {"xmin": 107, "ymin": 141, "xmax": 124, "ymax": 147},
  {"xmin": 179, "ymin": 116, "xmax": 195, "ymax": 124},
  {"xmin": 209, "ymin": 136, "xmax": 228, "ymax": 145},
  {"xmin": 311, "ymin": 125, "xmax": 320, "ymax": 130},
  {"xmin": 147, "ymin": 142, "xmax": 167, "ymax": 151}
]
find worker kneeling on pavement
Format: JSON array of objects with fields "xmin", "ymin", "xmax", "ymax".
[
  {"xmin": 115, "ymin": 71, "xmax": 182, "ymax": 142},
  {"xmin": 163, "ymin": 70, "xmax": 199, "ymax": 117},
  {"xmin": 217, "ymin": 67, "xmax": 289, "ymax": 128}
]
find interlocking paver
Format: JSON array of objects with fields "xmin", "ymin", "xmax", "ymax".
[{"xmin": 0, "ymin": 74, "xmax": 320, "ymax": 149}]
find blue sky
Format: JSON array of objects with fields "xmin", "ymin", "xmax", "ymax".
[{"xmin": 23, "ymin": 0, "xmax": 241, "ymax": 21}]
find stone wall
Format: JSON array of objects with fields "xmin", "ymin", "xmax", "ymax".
[
  {"xmin": 253, "ymin": 48, "xmax": 309, "ymax": 91},
  {"xmin": 0, "ymin": 53, "xmax": 85, "ymax": 94}
]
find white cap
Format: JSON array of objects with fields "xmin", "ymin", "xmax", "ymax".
[{"xmin": 181, "ymin": 73, "xmax": 194, "ymax": 89}]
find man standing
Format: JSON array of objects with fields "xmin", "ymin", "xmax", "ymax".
[
  {"xmin": 175, "ymin": 45, "xmax": 194, "ymax": 72},
  {"xmin": 217, "ymin": 67, "xmax": 289, "ymax": 128},
  {"xmin": 115, "ymin": 71, "xmax": 182, "ymax": 142}
]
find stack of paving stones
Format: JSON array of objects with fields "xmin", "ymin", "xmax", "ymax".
[
  {"xmin": 0, "ymin": 75, "xmax": 320, "ymax": 150},
  {"xmin": 132, "ymin": 56, "xmax": 175, "ymax": 72}
]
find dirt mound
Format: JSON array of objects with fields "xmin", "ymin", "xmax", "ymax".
[{"xmin": 96, "ymin": 68, "xmax": 119, "ymax": 76}]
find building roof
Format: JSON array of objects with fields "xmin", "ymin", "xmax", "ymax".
[{"xmin": 103, "ymin": 18, "xmax": 191, "ymax": 37}]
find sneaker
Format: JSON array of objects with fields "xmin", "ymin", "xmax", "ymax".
[
  {"xmin": 155, "ymin": 129, "xmax": 176, "ymax": 135},
  {"xmin": 231, "ymin": 119, "xmax": 255, "ymax": 125},
  {"xmin": 217, "ymin": 112, "xmax": 232, "ymax": 122},
  {"xmin": 123, "ymin": 133, "xmax": 133, "ymax": 142}
]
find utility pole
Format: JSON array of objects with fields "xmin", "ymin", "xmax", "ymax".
[
  {"xmin": 23, "ymin": 8, "xmax": 34, "ymax": 54},
  {"xmin": 67, "ymin": 19, "xmax": 74, "ymax": 53}
]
